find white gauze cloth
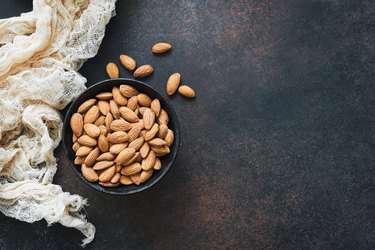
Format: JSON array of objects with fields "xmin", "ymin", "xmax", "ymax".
[{"xmin": 0, "ymin": 0, "xmax": 116, "ymax": 246}]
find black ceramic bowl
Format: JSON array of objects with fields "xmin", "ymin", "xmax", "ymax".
[{"xmin": 63, "ymin": 78, "xmax": 180, "ymax": 195}]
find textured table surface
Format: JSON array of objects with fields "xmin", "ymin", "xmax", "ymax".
[{"xmin": 1, "ymin": 0, "xmax": 374, "ymax": 249}]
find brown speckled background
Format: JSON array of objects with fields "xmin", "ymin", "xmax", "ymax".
[{"xmin": 1, "ymin": 0, "xmax": 375, "ymax": 249}]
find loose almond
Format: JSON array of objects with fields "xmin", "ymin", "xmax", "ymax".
[
  {"xmin": 119, "ymin": 84, "xmax": 139, "ymax": 97},
  {"xmin": 110, "ymin": 173, "xmax": 121, "ymax": 184},
  {"xmin": 140, "ymin": 169, "xmax": 154, "ymax": 183},
  {"xmin": 152, "ymin": 42, "xmax": 172, "ymax": 54},
  {"xmin": 107, "ymin": 131, "xmax": 129, "ymax": 144},
  {"xmin": 157, "ymin": 124, "xmax": 168, "ymax": 139},
  {"xmin": 166, "ymin": 73, "xmax": 181, "ymax": 95},
  {"xmin": 150, "ymin": 99, "xmax": 161, "ymax": 116},
  {"xmin": 84, "ymin": 123, "xmax": 100, "ymax": 138},
  {"xmin": 115, "ymin": 148, "xmax": 136, "ymax": 165},
  {"xmin": 112, "ymin": 87, "xmax": 128, "ymax": 106},
  {"xmin": 110, "ymin": 119, "xmax": 132, "ymax": 132},
  {"xmin": 99, "ymin": 165, "xmax": 116, "ymax": 182},
  {"xmin": 109, "ymin": 99, "xmax": 120, "ymax": 119},
  {"xmin": 139, "ymin": 107, "xmax": 147, "ymax": 116},
  {"xmin": 81, "ymin": 164, "xmax": 99, "ymax": 182},
  {"xmin": 96, "ymin": 92, "xmax": 113, "ymax": 100},
  {"xmin": 105, "ymin": 112, "xmax": 113, "ymax": 132},
  {"xmin": 165, "ymin": 129, "xmax": 174, "ymax": 147},
  {"xmin": 134, "ymin": 65, "xmax": 153, "ymax": 78},
  {"xmin": 94, "ymin": 116, "xmax": 106, "ymax": 126},
  {"xmin": 120, "ymin": 54, "xmax": 137, "ymax": 71},
  {"xmin": 128, "ymin": 124, "xmax": 142, "ymax": 142},
  {"xmin": 128, "ymin": 137, "xmax": 144, "ymax": 151},
  {"xmin": 151, "ymin": 145, "xmax": 170, "ymax": 156},
  {"xmin": 98, "ymin": 134, "xmax": 109, "ymax": 152},
  {"xmin": 127, "ymin": 96, "xmax": 138, "ymax": 111},
  {"xmin": 84, "ymin": 147, "xmax": 100, "ymax": 167},
  {"xmin": 143, "ymin": 108, "xmax": 155, "ymax": 130},
  {"xmin": 145, "ymin": 123, "xmax": 159, "ymax": 141},
  {"xmin": 98, "ymin": 100, "xmax": 110, "ymax": 115},
  {"xmin": 77, "ymin": 99, "xmax": 96, "ymax": 114},
  {"xmin": 119, "ymin": 106, "xmax": 139, "ymax": 123},
  {"xmin": 70, "ymin": 113, "xmax": 83, "ymax": 136},
  {"xmin": 140, "ymin": 142, "xmax": 150, "ymax": 158},
  {"xmin": 98, "ymin": 125, "xmax": 107, "ymax": 135},
  {"xmin": 93, "ymin": 161, "xmax": 114, "ymax": 170},
  {"xmin": 74, "ymin": 156, "xmax": 86, "ymax": 165},
  {"xmin": 137, "ymin": 93, "xmax": 152, "ymax": 107},
  {"xmin": 158, "ymin": 109, "xmax": 169, "ymax": 125},
  {"xmin": 121, "ymin": 162, "xmax": 141, "ymax": 176},
  {"xmin": 106, "ymin": 62, "xmax": 119, "ymax": 79},
  {"xmin": 78, "ymin": 135, "xmax": 97, "ymax": 147},
  {"xmin": 72, "ymin": 142, "xmax": 81, "ymax": 152},
  {"xmin": 178, "ymin": 85, "xmax": 196, "ymax": 98},
  {"xmin": 84, "ymin": 105, "xmax": 100, "ymax": 124},
  {"xmin": 141, "ymin": 151, "xmax": 156, "ymax": 170},
  {"xmin": 72, "ymin": 134, "xmax": 78, "ymax": 143},
  {"xmin": 99, "ymin": 181, "xmax": 120, "ymax": 187},
  {"xmin": 96, "ymin": 152, "xmax": 116, "ymax": 161},
  {"xmin": 109, "ymin": 143, "xmax": 128, "ymax": 155},
  {"xmin": 130, "ymin": 173, "xmax": 142, "ymax": 185},
  {"xmin": 120, "ymin": 176, "xmax": 133, "ymax": 185},
  {"xmin": 148, "ymin": 138, "xmax": 167, "ymax": 147},
  {"xmin": 76, "ymin": 146, "xmax": 93, "ymax": 157},
  {"xmin": 153, "ymin": 158, "xmax": 162, "ymax": 170},
  {"xmin": 122, "ymin": 152, "xmax": 141, "ymax": 166}
]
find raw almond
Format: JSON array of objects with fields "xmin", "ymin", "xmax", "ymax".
[
  {"xmin": 141, "ymin": 151, "xmax": 156, "ymax": 170},
  {"xmin": 77, "ymin": 99, "xmax": 96, "ymax": 114},
  {"xmin": 98, "ymin": 125, "xmax": 107, "ymax": 135},
  {"xmin": 109, "ymin": 143, "xmax": 128, "ymax": 155},
  {"xmin": 98, "ymin": 134, "xmax": 109, "ymax": 152},
  {"xmin": 106, "ymin": 62, "xmax": 119, "ymax": 79},
  {"xmin": 122, "ymin": 152, "xmax": 141, "ymax": 166},
  {"xmin": 127, "ymin": 96, "xmax": 138, "ymax": 111},
  {"xmin": 84, "ymin": 123, "xmax": 100, "ymax": 138},
  {"xmin": 115, "ymin": 148, "xmax": 136, "ymax": 165},
  {"xmin": 84, "ymin": 105, "xmax": 100, "ymax": 124},
  {"xmin": 165, "ymin": 129, "xmax": 174, "ymax": 147},
  {"xmin": 140, "ymin": 169, "xmax": 154, "ymax": 183},
  {"xmin": 128, "ymin": 137, "xmax": 144, "ymax": 151},
  {"xmin": 120, "ymin": 176, "xmax": 133, "ymax": 185},
  {"xmin": 93, "ymin": 161, "xmax": 114, "ymax": 170},
  {"xmin": 98, "ymin": 100, "xmax": 110, "ymax": 115},
  {"xmin": 110, "ymin": 119, "xmax": 132, "ymax": 132},
  {"xmin": 105, "ymin": 113, "xmax": 113, "ymax": 132},
  {"xmin": 99, "ymin": 181, "xmax": 119, "ymax": 187},
  {"xmin": 153, "ymin": 158, "xmax": 162, "ymax": 170},
  {"xmin": 128, "ymin": 124, "xmax": 142, "ymax": 142},
  {"xmin": 84, "ymin": 147, "xmax": 100, "ymax": 167},
  {"xmin": 76, "ymin": 146, "xmax": 93, "ymax": 157},
  {"xmin": 178, "ymin": 85, "xmax": 196, "ymax": 98},
  {"xmin": 140, "ymin": 142, "xmax": 150, "ymax": 158},
  {"xmin": 119, "ymin": 84, "xmax": 139, "ymax": 97},
  {"xmin": 72, "ymin": 142, "xmax": 80, "ymax": 152},
  {"xmin": 157, "ymin": 124, "xmax": 168, "ymax": 139},
  {"xmin": 70, "ymin": 113, "xmax": 83, "ymax": 136},
  {"xmin": 74, "ymin": 156, "xmax": 85, "ymax": 165},
  {"xmin": 151, "ymin": 145, "xmax": 170, "ymax": 156},
  {"xmin": 140, "ymin": 129, "xmax": 147, "ymax": 138},
  {"xmin": 109, "ymin": 99, "xmax": 120, "ymax": 119},
  {"xmin": 96, "ymin": 152, "xmax": 116, "ymax": 161},
  {"xmin": 130, "ymin": 173, "xmax": 142, "ymax": 185},
  {"xmin": 110, "ymin": 173, "xmax": 121, "ymax": 184},
  {"xmin": 72, "ymin": 134, "xmax": 77, "ymax": 143},
  {"xmin": 139, "ymin": 107, "xmax": 147, "ymax": 116},
  {"xmin": 96, "ymin": 92, "xmax": 113, "ymax": 100},
  {"xmin": 148, "ymin": 138, "xmax": 167, "ymax": 147},
  {"xmin": 78, "ymin": 135, "xmax": 97, "ymax": 147},
  {"xmin": 94, "ymin": 116, "xmax": 106, "ymax": 126},
  {"xmin": 119, "ymin": 106, "xmax": 139, "ymax": 123},
  {"xmin": 143, "ymin": 108, "xmax": 155, "ymax": 130},
  {"xmin": 120, "ymin": 54, "xmax": 136, "ymax": 71},
  {"xmin": 121, "ymin": 162, "xmax": 141, "ymax": 176},
  {"xmin": 150, "ymin": 99, "xmax": 161, "ymax": 116},
  {"xmin": 112, "ymin": 86, "xmax": 128, "ymax": 106},
  {"xmin": 145, "ymin": 123, "xmax": 159, "ymax": 141},
  {"xmin": 81, "ymin": 164, "xmax": 98, "ymax": 182},
  {"xmin": 166, "ymin": 73, "xmax": 181, "ymax": 95},
  {"xmin": 99, "ymin": 165, "xmax": 116, "ymax": 182},
  {"xmin": 137, "ymin": 93, "xmax": 152, "ymax": 107},
  {"xmin": 158, "ymin": 109, "xmax": 169, "ymax": 125},
  {"xmin": 115, "ymin": 164, "xmax": 122, "ymax": 173},
  {"xmin": 152, "ymin": 42, "xmax": 172, "ymax": 54},
  {"xmin": 134, "ymin": 64, "xmax": 153, "ymax": 78},
  {"xmin": 107, "ymin": 131, "xmax": 129, "ymax": 144}
]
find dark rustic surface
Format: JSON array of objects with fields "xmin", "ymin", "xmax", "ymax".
[{"xmin": 1, "ymin": 0, "xmax": 375, "ymax": 249}]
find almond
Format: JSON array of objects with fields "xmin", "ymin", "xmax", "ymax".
[
  {"xmin": 72, "ymin": 134, "xmax": 77, "ymax": 143},
  {"xmin": 112, "ymin": 86, "xmax": 128, "ymax": 106},
  {"xmin": 127, "ymin": 96, "xmax": 138, "ymax": 111},
  {"xmin": 151, "ymin": 145, "xmax": 170, "ymax": 156},
  {"xmin": 109, "ymin": 99, "xmax": 120, "ymax": 119},
  {"xmin": 128, "ymin": 137, "xmax": 144, "ymax": 151},
  {"xmin": 157, "ymin": 124, "xmax": 168, "ymax": 139},
  {"xmin": 107, "ymin": 131, "xmax": 129, "ymax": 144},
  {"xmin": 150, "ymin": 99, "xmax": 161, "ymax": 116},
  {"xmin": 152, "ymin": 42, "xmax": 172, "ymax": 54},
  {"xmin": 165, "ymin": 129, "xmax": 174, "ymax": 147},
  {"xmin": 139, "ymin": 107, "xmax": 147, "ymax": 116},
  {"xmin": 121, "ymin": 162, "xmax": 141, "ymax": 176},
  {"xmin": 119, "ymin": 84, "xmax": 139, "ymax": 97},
  {"xmin": 140, "ymin": 142, "xmax": 150, "ymax": 158},
  {"xmin": 98, "ymin": 134, "xmax": 109, "ymax": 152},
  {"xmin": 128, "ymin": 124, "xmax": 142, "ymax": 142},
  {"xmin": 84, "ymin": 147, "xmax": 100, "ymax": 167},
  {"xmin": 81, "ymin": 164, "xmax": 99, "ymax": 182},
  {"xmin": 115, "ymin": 164, "xmax": 122, "ymax": 173},
  {"xmin": 178, "ymin": 85, "xmax": 196, "ymax": 98},
  {"xmin": 140, "ymin": 169, "xmax": 154, "ymax": 183},
  {"xmin": 137, "ymin": 93, "xmax": 152, "ymax": 107},
  {"xmin": 72, "ymin": 142, "xmax": 80, "ymax": 152},
  {"xmin": 84, "ymin": 123, "xmax": 100, "ymax": 138},
  {"xmin": 143, "ymin": 108, "xmax": 155, "ymax": 130},
  {"xmin": 98, "ymin": 100, "xmax": 110, "ymax": 115},
  {"xmin": 94, "ymin": 116, "xmax": 106, "ymax": 126},
  {"xmin": 166, "ymin": 73, "xmax": 181, "ymax": 95},
  {"xmin": 78, "ymin": 135, "xmax": 97, "ymax": 147},
  {"xmin": 99, "ymin": 165, "xmax": 116, "ymax": 182},
  {"xmin": 130, "ymin": 173, "xmax": 142, "ymax": 185},
  {"xmin": 105, "ymin": 113, "xmax": 113, "ymax": 132},
  {"xmin": 115, "ymin": 148, "xmax": 136, "ymax": 165},
  {"xmin": 140, "ymin": 129, "xmax": 147, "ymax": 138},
  {"xmin": 109, "ymin": 143, "xmax": 128, "ymax": 155},
  {"xmin": 98, "ymin": 125, "xmax": 107, "ymax": 135},
  {"xmin": 153, "ymin": 158, "xmax": 162, "ymax": 170},
  {"xmin": 76, "ymin": 146, "xmax": 93, "ymax": 157},
  {"xmin": 119, "ymin": 106, "xmax": 139, "ymax": 123},
  {"xmin": 145, "ymin": 123, "xmax": 159, "ymax": 141},
  {"xmin": 99, "ymin": 181, "xmax": 120, "ymax": 187},
  {"xmin": 70, "ymin": 113, "xmax": 83, "ymax": 136},
  {"xmin": 134, "ymin": 64, "xmax": 153, "ymax": 78},
  {"xmin": 77, "ymin": 99, "xmax": 97, "ymax": 114},
  {"xmin": 96, "ymin": 152, "xmax": 116, "ymax": 161},
  {"xmin": 141, "ymin": 151, "xmax": 156, "ymax": 170},
  {"xmin": 84, "ymin": 105, "xmax": 100, "ymax": 124},
  {"xmin": 120, "ymin": 54, "xmax": 137, "ymax": 71},
  {"xmin": 120, "ymin": 176, "xmax": 133, "ymax": 185},
  {"xmin": 158, "ymin": 109, "xmax": 169, "ymax": 125},
  {"xmin": 93, "ymin": 161, "xmax": 114, "ymax": 170},
  {"xmin": 148, "ymin": 138, "xmax": 167, "ymax": 147},
  {"xmin": 110, "ymin": 173, "xmax": 121, "ymax": 184},
  {"xmin": 106, "ymin": 62, "xmax": 119, "ymax": 79},
  {"xmin": 96, "ymin": 92, "xmax": 113, "ymax": 100},
  {"xmin": 122, "ymin": 152, "xmax": 141, "ymax": 166},
  {"xmin": 74, "ymin": 156, "xmax": 86, "ymax": 165},
  {"xmin": 110, "ymin": 119, "xmax": 132, "ymax": 132}
]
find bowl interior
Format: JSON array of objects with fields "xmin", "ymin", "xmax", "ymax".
[{"xmin": 63, "ymin": 78, "xmax": 180, "ymax": 195}]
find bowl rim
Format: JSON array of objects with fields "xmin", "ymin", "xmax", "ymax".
[{"xmin": 62, "ymin": 78, "xmax": 180, "ymax": 195}]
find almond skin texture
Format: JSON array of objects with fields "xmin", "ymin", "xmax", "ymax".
[
  {"xmin": 72, "ymin": 134, "xmax": 78, "ymax": 143},
  {"xmin": 99, "ymin": 181, "xmax": 120, "ymax": 187},
  {"xmin": 122, "ymin": 152, "xmax": 140, "ymax": 166},
  {"xmin": 84, "ymin": 105, "xmax": 100, "ymax": 124},
  {"xmin": 120, "ymin": 54, "xmax": 137, "ymax": 71},
  {"xmin": 121, "ymin": 162, "xmax": 142, "ymax": 176},
  {"xmin": 93, "ymin": 161, "xmax": 114, "ymax": 170},
  {"xmin": 141, "ymin": 151, "xmax": 156, "ymax": 170},
  {"xmin": 98, "ymin": 100, "xmax": 110, "ymax": 115},
  {"xmin": 119, "ymin": 84, "xmax": 139, "ymax": 97},
  {"xmin": 109, "ymin": 99, "xmax": 120, "ymax": 119},
  {"xmin": 115, "ymin": 148, "xmax": 136, "ymax": 165},
  {"xmin": 166, "ymin": 73, "xmax": 181, "ymax": 95},
  {"xmin": 78, "ymin": 135, "xmax": 97, "ymax": 147},
  {"xmin": 94, "ymin": 116, "xmax": 106, "ymax": 126},
  {"xmin": 72, "ymin": 142, "xmax": 81, "ymax": 152},
  {"xmin": 153, "ymin": 158, "xmax": 162, "ymax": 170},
  {"xmin": 157, "ymin": 124, "xmax": 168, "ymax": 139},
  {"xmin": 119, "ymin": 106, "xmax": 139, "ymax": 123},
  {"xmin": 107, "ymin": 131, "xmax": 129, "ymax": 144},
  {"xmin": 98, "ymin": 134, "xmax": 109, "ymax": 152},
  {"xmin": 106, "ymin": 62, "xmax": 119, "ymax": 79},
  {"xmin": 98, "ymin": 125, "xmax": 107, "ymax": 135},
  {"xmin": 110, "ymin": 172, "xmax": 121, "ymax": 184},
  {"xmin": 81, "ymin": 164, "xmax": 98, "ymax": 182},
  {"xmin": 128, "ymin": 137, "xmax": 145, "ymax": 151},
  {"xmin": 84, "ymin": 123, "xmax": 100, "ymax": 138},
  {"xmin": 74, "ymin": 156, "xmax": 86, "ymax": 165},
  {"xmin": 96, "ymin": 152, "xmax": 116, "ymax": 161},
  {"xmin": 145, "ymin": 123, "xmax": 159, "ymax": 141},
  {"xmin": 130, "ymin": 173, "xmax": 142, "ymax": 185},
  {"xmin": 120, "ymin": 176, "xmax": 133, "ymax": 185},
  {"xmin": 134, "ymin": 65, "xmax": 153, "ymax": 78},
  {"xmin": 128, "ymin": 124, "xmax": 142, "ymax": 142},
  {"xmin": 127, "ymin": 96, "xmax": 138, "ymax": 111},
  {"xmin": 178, "ymin": 85, "xmax": 196, "ymax": 98},
  {"xmin": 150, "ymin": 99, "xmax": 161, "ymax": 116},
  {"xmin": 148, "ymin": 138, "xmax": 167, "ymax": 147},
  {"xmin": 165, "ymin": 129, "xmax": 174, "ymax": 147},
  {"xmin": 70, "ymin": 113, "xmax": 83, "ymax": 136},
  {"xmin": 112, "ymin": 87, "xmax": 128, "ymax": 106},
  {"xmin": 143, "ymin": 108, "xmax": 155, "ymax": 130},
  {"xmin": 152, "ymin": 42, "xmax": 172, "ymax": 54},
  {"xmin": 158, "ymin": 109, "xmax": 169, "ymax": 125},
  {"xmin": 77, "ymin": 99, "xmax": 96, "ymax": 114},
  {"xmin": 105, "ymin": 113, "xmax": 114, "ymax": 132},
  {"xmin": 137, "ymin": 93, "xmax": 152, "ymax": 107},
  {"xmin": 140, "ymin": 169, "xmax": 154, "ymax": 183},
  {"xmin": 110, "ymin": 119, "xmax": 132, "ymax": 132},
  {"xmin": 76, "ymin": 146, "xmax": 93, "ymax": 157},
  {"xmin": 151, "ymin": 145, "xmax": 170, "ymax": 156},
  {"xmin": 96, "ymin": 92, "xmax": 113, "ymax": 100},
  {"xmin": 84, "ymin": 147, "xmax": 100, "ymax": 167},
  {"xmin": 99, "ymin": 165, "xmax": 116, "ymax": 182},
  {"xmin": 109, "ymin": 143, "xmax": 128, "ymax": 155}
]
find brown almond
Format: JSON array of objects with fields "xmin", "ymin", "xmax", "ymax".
[
  {"xmin": 140, "ymin": 169, "xmax": 154, "ymax": 183},
  {"xmin": 105, "ymin": 113, "xmax": 113, "ymax": 132},
  {"xmin": 96, "ymin": 92, "xmax": 113, "ymax": 100},
  {"xmin": 96, "ymin": 152, "xmax": 116, "ymax": 161},
  {"xmin": 143, "ymin": 108, "xmax": 155, "ymax": 130},
  {"xmin": 115, "ymin": 148, "xmax": 136, "ymax": 165},
  {"xmin": 128, "ymin": 137, "xmax": 145, "ymax": 151},
  {"xmin": 84, "ymin": 147, "xmax": 100, "ymax": 167},
  {"xmin": 121, "ymin": 162, "xmax": 141, "ymax": 176},
  {"xmin": 139, "ymin": 107, "xmax": 147, "ymax": 116},
  {"xmin": 119, "ymin": 106, "xmax": 139, "ymax": 123},
  {"xmin": 99, "ymin": 181, "xmax": 119, "ymax": 187},
  {"xmin": 98, "ymin": 134, "xmax": 109, "ymax": 152},
  {"xmin": 78, "ymin": 135, "xmax": 97, "ymax": 147},
  {"xmin": 134, "ymin": 65, "xmax": 153, "ymax": 78},
  {"xmin": 107, "ymin": 131, "xmax": 129, "ymax": 144},
  {"xmin": 141, "ymin": 151, "xmax": 156, "ymax": 170},
  {"xmin": 178, "ymin": 85, "xmax": 196, "ymax": 98},
  {"xmin": 120, "ymin": 176, "xmax": 133, "ymax": 185},
  {"xmin": 98, "ymin": 125, "xmax": 107, "ymax": 135},
  {"xmin": 98, "ymin": 100, "xmax": 110, "ymax": 116},
  {"xmin": 137, "ymin": 93, "xmax": 152, "ymax": 107},
  {"xmin": 157, "ymin": 124, "xmax": 168, "ymax": 139},
  {"xmin": 77, "ymin": 99, "xmax": 97, "ymax": 114},
  {"xmin": 145, "ymin": 123, "xmax": 159, "ymax": 141},
  {"xmin": 84, "ymin": 105, "xmax": 100, "ymax": 124},
  {"xmin": 128, "ymin": 124, "xmax": 142, "ymax": 142},
  {"xmin": 150, "ymin": 99, "xmax": 161, "ymax": 116},
  {"xmin": 130, "ymin": 173, "xmax": 142, "ymax": 185},
  {"xmin": 109, "ymin": 143, "xmax": 128, "ymax": 155},
  {"xmin": 93, "ymin": 161, "xmax": 114, "ymax": 170},
  {"xmin": 166, "ymin": 73, "xmax": 181, "ymax": 95},
  {"xmin": 99, "ymin": 165, "xmax": 116, "ymax": 182},
  {"xmin": 119, "ymin": 84, "xmax": 139, "ymax": 97},
  {"xmin": 106, "ymin": 62, "xmax": 119, "ymax": 79},
  {"xmin": 72, "ymin": 142, "xmax": 81, "ymax": 152},
  {"xmin": 76, "ymin": 146, "xmax": 93, "ymax": 157},
  {"xmin": 72, "ymin": 134, "xmax": 78, "ymax": 143},
  {"xmin": 110, "ymin": 172, "xmax": 121, "ymax": 184},
  {"xmin": 158, "ymin": 109, "xmax": 169, "ymax": 125},
  {"xmin": 84, "ymin": 123, "xmax": 100, "ymax": 138},
  {"xmin": 152, "ymin": 42, "xmax": 172, "ymax": 54},
  {"xmin": 120, "ymin": 54, "xmax": 137, "ymax": 71},
  {"xmin": 122, "ymin": 152, "xmax": 141, "ymax": 166},
  {"xmin": 70, "ymin": 113, "xmax": 83, "ymax": 136},
  {"xmin": 109, "ymin": 99, "xmax": 120, "ymax": 119},
  {"xmin": 94, "ymin": 116, "xmax": 106, "ymax": 126},
  {"xmin": 127, "ymin": 96, "xmax": 138, "ymax": 111},
  {"xmin": 153, "ymin": 158, "xmax": 162, "ymax": 170},
  {"xmin": 165, "ymin": 129, "xmax": 174, "ymax": 147},
  {"xmin": 151, "ymin": 145, "xmax": 170, "ymax": 156},
  {"xmin": 81, "ymin": 164, "xmax": 99, "ymax": 182},
  {"xmin": 112, "ymin": 86, "xmax": 128, "ymax": 106},
  {"xmin": 140, "ymin": 142, "xmax": 150, "ymax": 158},
  {"xmin": 140, "ymin": 129, "xmax": 147, "ymax": 138},
  {"xmin": 115, "ymin": 164, "xmax": 122, "ymax": 173},
  {"xmin": 74, "ymin": 156, "xmax": 85, "ymax": 165},
  {"xmin": 148, "ymin": 138, "xmax": 167, "ymax": 147},
  {"xmin": 110, "ymin": 119, "xmax": 132, "ymax": 132}
]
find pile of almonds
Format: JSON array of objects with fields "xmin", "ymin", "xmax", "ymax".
[
  {"xmin": 106, "ymin": 42, "xmax": 196, "ymax": 98},
  {"xmin": 70, "ymin": 84, "xmax": 174, "ymax": 187}
]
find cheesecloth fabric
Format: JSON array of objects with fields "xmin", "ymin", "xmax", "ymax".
[{"xmin": 0, "ymin": 0, "xmax": 116, "ymax": 246}]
